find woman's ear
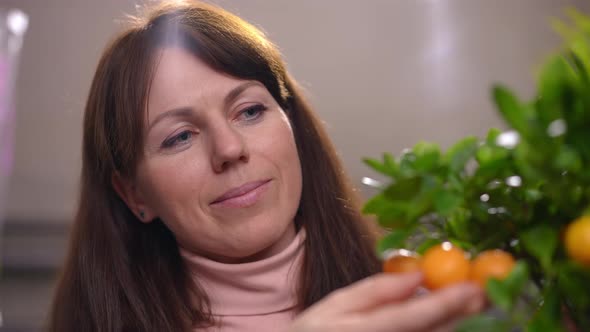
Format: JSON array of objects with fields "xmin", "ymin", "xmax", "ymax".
[{"xmin": 111, "ymin": 172, "xmax": 156, "ymax": 223}]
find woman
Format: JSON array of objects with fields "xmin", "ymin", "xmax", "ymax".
[{"xmin": 49, "ymin": 1, "xmax": 484, "ymax": 331}]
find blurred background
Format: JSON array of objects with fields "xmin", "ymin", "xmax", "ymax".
[{"xmin": 1, "ymin": 0, "xmax": 589, "ymax": 331}]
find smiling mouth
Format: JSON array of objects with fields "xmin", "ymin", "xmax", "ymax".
[{"xmin": 210, "ymin": 179, "xmax": 272, "ymax": 208}]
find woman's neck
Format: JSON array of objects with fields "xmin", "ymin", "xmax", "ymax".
[
  {"xmin": 181, "ymin": 227, "xmax": 306, "ymax": 316},
  {"xmin": 234, "ymin": 223, "xmax": 297, "ymax": 263}
]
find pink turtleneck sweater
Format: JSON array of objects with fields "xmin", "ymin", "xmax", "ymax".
[{"xmin": 182, "ymin": 229, "xmax": 306, "ymax": 332}]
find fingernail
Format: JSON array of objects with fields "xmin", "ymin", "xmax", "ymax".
[{"xmin": 413, "ymin": 286, "xmax": 429, "ymax": 297}]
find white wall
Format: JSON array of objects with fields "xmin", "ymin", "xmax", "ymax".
[{"xmin": 4, "ymin": 0, "xmax": 590, "ymax": 223}]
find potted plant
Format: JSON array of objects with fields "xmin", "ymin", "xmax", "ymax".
[{"xmin": 363, "ymin": 8, "xmax": 590, "ymax": 332}]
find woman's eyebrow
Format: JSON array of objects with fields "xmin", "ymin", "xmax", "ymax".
[
  {"xmin": 148, "ymin": 107, "xmax": 194, "ymax": 131},
  {"xmin": 224, "ymin": 81, "xmax": 264, "ymax": 106},
  {"xmin": 149, "ymin": 81, "xmax": 264, "ymax": 131}
]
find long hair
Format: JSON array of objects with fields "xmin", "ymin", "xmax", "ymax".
[{"xmin": 48, "ymin": 1, "xmax": 381, "ymax": 331}]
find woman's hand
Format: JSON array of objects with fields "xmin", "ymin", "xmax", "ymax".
[{"xmin": 289, "ymin": 273, "xmax": 485, "ymax": 332}]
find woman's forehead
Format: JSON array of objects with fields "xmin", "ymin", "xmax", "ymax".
[
  {"xmin": 149, "ymin": 49, "xmax": 218, "ymax": 108},
  {"xmin": 146, "ymin": 47, "xmax": 265, "ymax": 124}
]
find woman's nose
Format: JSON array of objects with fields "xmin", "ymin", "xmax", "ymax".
[{"xmin": 209, "ymin": 122, "xmax": 250, "ymax": 173}]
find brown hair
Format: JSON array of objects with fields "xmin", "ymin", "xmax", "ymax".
[{"xmin": 48, "ymin": 1, "xmax": 381, "ymax": 331}]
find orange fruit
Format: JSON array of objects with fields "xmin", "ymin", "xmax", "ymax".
[
  {"xmin": 564, "ymin": 216, "xmax": 590, "ymax": 266},
  {"xmin": 470, "ymin": 249, "xmax": 516, "ymax": 287},
  {"xmin": 421, "ymin": 242, "xmax": 471, "ymax": 290},
  {"xmin": 383, "ymin": 250, "xmax": 422, "ymax": 274}
]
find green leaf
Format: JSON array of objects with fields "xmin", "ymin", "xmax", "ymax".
[
  {"xmin": 456, "ymin": 315, "xmax": 510, "ymax": 332},
  {"xmin": 363, "ymin": 157, "xmax": 397, "ymax": 177},
  {"xmin": 493, "ymin": 85, "xmax": 530, "ymax": 135},
  {"xmin": 476, "ymin": 145, "xmax": 510, "ymax": 167},
  {"xmin": 376, "ymin": 204, "xmax": 411, "ymax": 228},
  {"xmin": 520, "ymin": 226, "xmax": 559, "ymax": 271},
  {"xmin": 524, "ymin": 189, "xmax": 543, "ymax": 203},
  {"xmin": 566, "ymin": 7, "xmax": 590, "ymax": 35},
  {"xmin": 553, "ymin": 145, "xmax": 582, "ymax": 173},
  {"xmin": 406, "ymin": 175, "xmax": 440, "ymax": 221},
  {"xmin": 503, "ymin": 261, "xmax": 529, "ymax": 294},
  {"xmin": 527, "ymin": 286, "xmax": 565, "ymax": 332},
  {"xmin": 486, "ymin": 261, "xmax": 529, "ymax": 312},
  {"xmin": 399, "ymin": 151, "xmax": 418, "ymax": 177},
  {"xmin": 486, "ymin": 128, "xmax": 502, "ymax": 145},
  {"xmin": 362, "ymin": 194, "xmax": 388, "ymax": 215},
  {"xmin": 445, "ymin": 136, "xmax": 479, "ymax": 173},
  {"xmin": 406, "ymin": 198, "xmax": 432, "ymax": 222},
  {"xmin": 447, "ymin": 173, "xmax": 464, "ymax": 191},
  {"xmin": 487, "ymin": 279, "xmax": 512, "ymax": 312},
  {"xmin": 557, "ymin": 262, "xmax": 590, "ymax": 310},
  {"xmin": 446, "ymin": 207, "xmax": 472, "ymax": 241},
  {"xmin": 383, "ymin": 153, "xmax": 398, "ymax": 174},
  {"xmin": 537, "ymin": 57, "xmax": 571, "ymax": 122},
  {"xmin": 552, "ymin": 18, "xmax": 579, "ymax": 45},
  {"xmin": 449, "ymin": 239, "xmax": 475, "ymax": 251},
  {"xmin": 433, "ymin": 190, "xmax": 463, "ymax": 216},
  {"xmin": 413, "ymin": 142, "xmax": 441, "ymax": 172},
  {"xmin": 569, "ymin": 50, "xmax": 590, "ymax": 84},
  {"xmin": 415, "ymin": 238, "xmax": 440, "ymax": 255},
  {"xmin": 384, "ymin": 177, "xmax": 422, "ymax": 201},
  {"xmin": 376, "ymin": 229, "xmax": 412, "ymax": 255},
  {"xmin": 362, "ymin": 194, "xmax": 409, "ymax": 227}
]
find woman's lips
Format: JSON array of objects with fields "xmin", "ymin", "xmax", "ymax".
[{"xmin": 210, "ymin": 179, "xmax": 272, "ymax": 208}]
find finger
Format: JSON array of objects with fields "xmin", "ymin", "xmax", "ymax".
[
  {"xmin": 431, "ymin": 318, "xmax": 461, "ymax": 332},
  {"xmin": 366, "ymin": 283, "xmax": 485, "ymax": 332},
  {"xmin": 320, "ymin": 272, "xmax": 423, "ymax": 313},
  {"xmin": 398, "ymin": 283, "xmax": 485, "ymax": 331}
]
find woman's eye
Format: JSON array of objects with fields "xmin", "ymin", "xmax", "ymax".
[
  {"xmin": 162, "ymin": 130, "xmax": 193, "ymax": 148},
  {"xmin": 238, "ymin": 104, "xmax": 267, "ymax": 122}
]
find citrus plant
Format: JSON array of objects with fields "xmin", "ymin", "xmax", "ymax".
[{"xmin": 363, "ymin": 8, "xmax": 590, "ymax": 332}]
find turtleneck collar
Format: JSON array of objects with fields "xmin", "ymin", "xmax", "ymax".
[{"xmin": 181, "ymin": 228, "xmax": 306, "ymax": 316}]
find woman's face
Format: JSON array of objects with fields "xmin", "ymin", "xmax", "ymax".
[{"xmin": 131, "ymin": 47, "xmax": 302, "ymax": 263}]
